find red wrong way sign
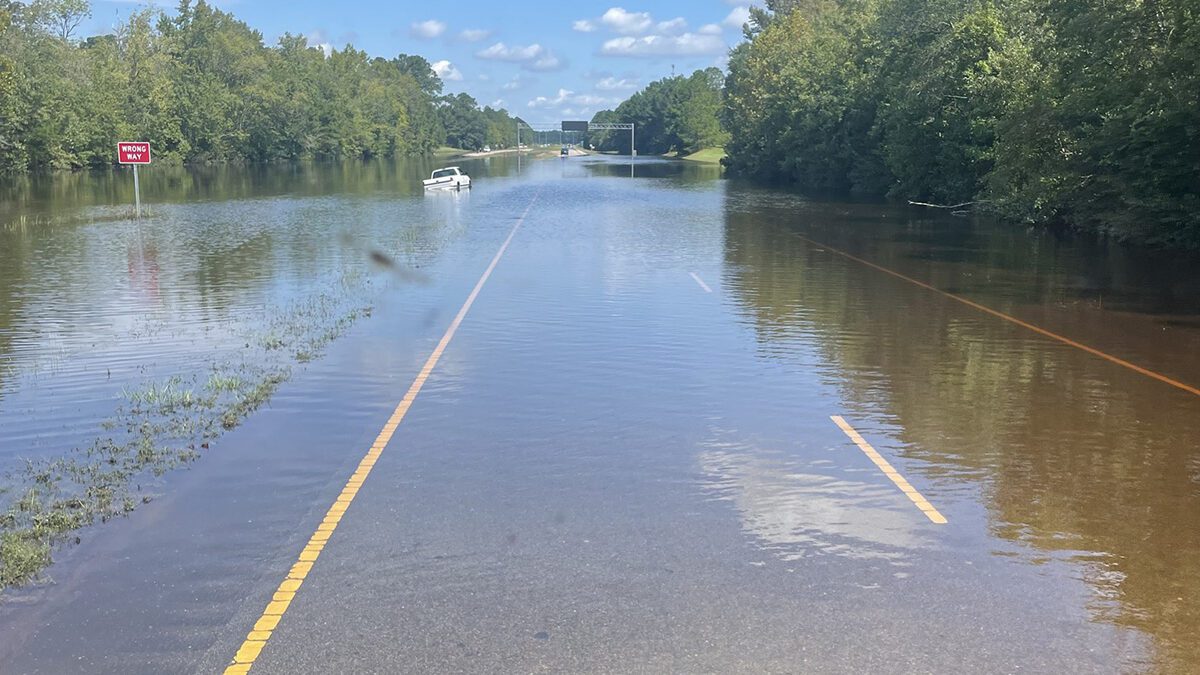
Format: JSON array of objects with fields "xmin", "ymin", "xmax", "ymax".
[{"xmin": 117, "ymin": 142, "xmax": 152, "ymax": 164}]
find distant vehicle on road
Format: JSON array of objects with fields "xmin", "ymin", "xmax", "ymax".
[
  {"xmin": 482, "ymin": 146, "xmax": 491, "ymax": 153},
  {"xmin": 561, "ymin": 146, "xmax": 570, "ymax": 157},
  {"xmin": 423, "ymin": 167, "xmax": 471, "ymax": 191}
]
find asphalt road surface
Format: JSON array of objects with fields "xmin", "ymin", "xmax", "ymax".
[{"xmin": 2, "ymin": 157, "xmax": 1198, "ymax": 673}]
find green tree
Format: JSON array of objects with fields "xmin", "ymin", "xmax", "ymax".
[
  {"xmin": 158, "ymin": 0, "xmax": 268, "ymax": 160},
  {"xmin": 670, "ymin": 68, "xmax": 730, "ymax": 153},
  {"xmin": 391, "ymin": 54, "xmax": 442, "ymax": 98},
  {"xmin": 724, "ymin": 1, "xmax": 870, "ymax": 189},
  {"xmin": 28, "ymin": 0, "xmax": 89, "ymax": 41},
  {"xmin": 437, "ymin": 92, "xmax": 487, "ymax": 150},
  {"xmin": 987, "ymin": 0, "xmax": 1200, "ymax": 245},
  {"xmin": 587, "ymin": 109, "xmax": 619, "ymax": 151},
  {"xmin": 0, "ymin": 1, "xmax": 25, "ymax": 170},
  {"xmin": 482, "ymin": 106, "xmax": 518, "ymax": 149},
  {"xmin": 724, "ymin": 0, "xmax": 1200, "ymax": 247},
  {"xmin": 0, "ymin": 0, "xmax": 449, "ymax": 171},
  {"xmin": 870, "ymin": 0, "xmax": 1009, "ymax": 202},
  {"xmin": 599, "ymin": 68, "xmax": 728, "ymax": 156}
]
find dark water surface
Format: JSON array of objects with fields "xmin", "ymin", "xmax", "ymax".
[{"xmin": 0, "ymin": 155, "xmax": 1198, "ymax": 673}]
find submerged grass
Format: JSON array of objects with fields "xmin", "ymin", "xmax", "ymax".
[
  {"xmin": 0, "ymin": 276, "xmax": 375, "ymax": 589},
  {"xmin": 2, "ymin": 210, "xmax": 156, "ymax": 234},
  {"xmin": 680, "ymin": 147, "xmax": 727, "ymax": 164},
  {"xmin": 206, "ymin": 373, "xmax": 243, "ymax": 393}
]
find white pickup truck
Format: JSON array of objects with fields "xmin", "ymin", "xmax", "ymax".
[{"xmin": 422, "ymin": 166, "xmax": 471, "ymax": 191}]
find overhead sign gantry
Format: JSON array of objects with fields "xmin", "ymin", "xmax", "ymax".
[
  {"xmin": 515, "ymin": 120, "xmax": 638, "ymax": 157},
  {"xmin": 562, "ymin": 121, "xmax": 636, "ymax": 157}
]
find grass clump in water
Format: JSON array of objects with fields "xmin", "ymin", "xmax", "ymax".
[
  {"xmin": 0, "ymin": 531, "xmax": 51, "ymax": 587},
  {"xmin": 206, "ymin": 373, "xmax": 243, "ymax": 393},
  {"xmin": 0, "ymin": 280, "xmax": 375, "ymax": 589},
  {"xmin": 220, "ymin": 368, "xmax": 290, "ymax": 430},
  {"xmin": 122, "ymin": 376, "xmax": 209, "ymax": 414}
]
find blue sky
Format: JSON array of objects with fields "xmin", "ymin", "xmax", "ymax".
[{"xmin": 84, "ymin": 1, "xmax": 759, "ymax": 122}]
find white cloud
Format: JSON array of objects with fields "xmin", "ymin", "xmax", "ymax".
[
  {"xmin": 698, "ymin": 23, "xmax": 723, "ymax": 35},
  {"xmin": 600, "ymin": 33, "xmax": 727, "ymax": 57},
  {"xmin": 528, "ymin": 88, "xmax": 574, "ymax": 109},
  {"xmin": 477, "ymin": 42, "xmax": 542, "ymax": 61},
  {"xmin": 595, "ymin": 76, "xmax": 639, "ymax": 91},
  {"xmin": 601, "ymin": 8, "xmax": 654, "ymax": 34},
  {"xmin": 410, "ymin": 20, "xmax": 446, "ymax": 39},
  {"xmin": 527, "ymin": 89, "xmax": 618, "ymax": 111},
  {"xmin": 458, "ymin": 28, "xmax": 492, "ymax": 42},
  {"xmin": 431, "ymin": 60, "xmax": 463, "ymax": 81},
  {"xmin": 476, "ymin": 42, "xmax": 565, "ymax": 71},
  {"xmin": 655, "ymin": 17, "xmax": 688, "ymax": 35},
  {"xmin": 573, "ymin": 93, "xmax": 614, "ymax": 106},
  {"xmin": 529, "ymin": 53, "xmax": 564, "ymax": 71},
  {"xmin": 575, "ymin": 8, "xmax": 692, "ymax": 36},
  {"xmin": 723, "ymin": 7, "xmax": 751, "ymax": 29}
]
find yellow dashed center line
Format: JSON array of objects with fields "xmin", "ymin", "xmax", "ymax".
[
  {"xmin": 224, "ymin": 191, "xmax": 540, "ymax": 674},
  {"xmin": 831, "ymin": 415, "xmax": 947, "ymax": 525}
]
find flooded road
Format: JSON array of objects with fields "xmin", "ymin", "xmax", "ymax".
[{"xmin": 1, "ymin": 155, "xmax": 1198, "ymax": 673}]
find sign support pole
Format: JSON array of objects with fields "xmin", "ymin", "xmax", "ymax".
[
  {"xmin": 118, "ymin": 142, "xmax": 150, "ymax": 218},
  {"xmin": 132, "ymin": 164, "xmax": 141, "ymax": 219}
]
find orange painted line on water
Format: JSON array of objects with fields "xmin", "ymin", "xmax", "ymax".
[
  {"xmin": 224, "ymin": 191, "xmax": 540, "ymax": 674},
  {"xmin": 831, "ymin": 416, "xmax": 947, "ymax": 524},
  {"xmin": 796, "ymin": 234, "xmax": 1200, "ymax": 396},
  {"xmin": 794, "ymin": 233, "xmax": 1200, "ymax": 398}
]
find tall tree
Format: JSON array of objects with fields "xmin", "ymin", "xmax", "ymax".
[
  {"xmin": 0, "ymin": 0, "xmax": 447, "ymax": 170},
  {"xmin": 723, "ymin": 0, "xmax": 1200, "ymax": 247},
  {"xmin": 437, "ymin": 93, "xmax": 487, "ymax": 150},
  {"xmin": 597, "ymin": 68, "xmax": 729, "ymax": 156},
  {"xmin": 29, "ymin": 0, "xmax": 89, "ymax": 41}
]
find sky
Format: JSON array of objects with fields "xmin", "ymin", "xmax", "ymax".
[{"xmin": 83, "ymin": 1, "xmax": 762, "ymax": 123}]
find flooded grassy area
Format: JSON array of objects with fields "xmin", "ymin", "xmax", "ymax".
[
  {"xmin": 0, "ymin": 276, "xmax": 372, "ymax": 586},
  {"xmin": 0, "ymin": 158, "xmax": 494, "ymax": 588},
  {"xmin": 2, "ymin": 156, "xmax": 1200, "ymax": 673}
]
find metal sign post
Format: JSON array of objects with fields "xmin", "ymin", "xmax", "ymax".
[
  {"xmin": 117, "ymin": 142, "xmax": 152, "ymax": 218},
  {"xmin": 580, "ymin": 122, "xmax": 636, "ymax": 157}
]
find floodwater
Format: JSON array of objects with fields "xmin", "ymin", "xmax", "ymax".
[{"xmin": 0, "ymin": 155, "xmax": 1198, "ymax": 673}]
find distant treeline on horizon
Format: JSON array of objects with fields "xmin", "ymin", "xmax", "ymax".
[
  {"xmin": 3, "ymin": 0, "xmax": 1197, "ymax": 248},
  {"xmin": 0, "ymin": 0, "xmax": 524, "ymax": 172}
]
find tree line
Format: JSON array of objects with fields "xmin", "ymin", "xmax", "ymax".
[
  {"xmin": 724, "ymin": 0, "xmax": 1200, "ymax": 248},
  {"xmin": 589, "ymin": 68, "xmax": 730, "ymax": 156},
  {"xmin": 0, "ymin": 0, "xmax": 523, "ymax": 172}
]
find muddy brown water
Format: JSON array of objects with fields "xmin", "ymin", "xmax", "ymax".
[{"xmin": 0, "ymin": 156, "xmax": 1198, "ymax": 672}]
